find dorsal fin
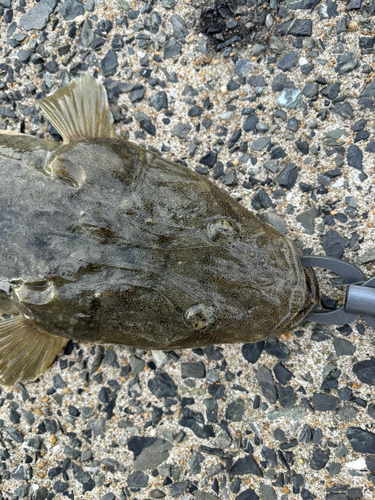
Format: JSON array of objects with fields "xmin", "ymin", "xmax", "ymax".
[
  {"xmin": 0, "ymin": 316, "xmax": 68, "ymax": 386},
  {"xmin": 38, "ymin": 75, "xmax": 117, "ymax": 144}
]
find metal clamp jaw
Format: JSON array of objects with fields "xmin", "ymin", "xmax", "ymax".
[{"xmin": 300, "ymin": 255, "xmax": 375, "ymax": 328}]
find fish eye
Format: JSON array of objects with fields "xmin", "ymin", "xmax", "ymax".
[
  {"xmin": 206, "ymin": 217, "xmax": 240, "ymax": 243},
  {"xmin": 183, "ymin": 304, "xmax": 216, "ymax": 331}
]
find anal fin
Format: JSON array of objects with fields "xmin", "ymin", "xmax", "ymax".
[{"xmin": 0, "ymin": 317, "xmax": 68, "ymax": 386}]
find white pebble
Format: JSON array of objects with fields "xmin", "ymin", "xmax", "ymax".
[
  {"xmin": 344, "ymin": 457, "xmax": 366, "ymax": 470},
  {"xmin": 151, "ymin": 350, "xmax": 168, "ymax": 368}
]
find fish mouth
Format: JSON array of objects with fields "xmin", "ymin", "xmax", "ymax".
[{"xmin": 291, "ymin": 264, "xmax": 320, "ymax": 327}]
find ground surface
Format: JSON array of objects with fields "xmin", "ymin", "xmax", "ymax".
[{"xmin": 0, "ymin": 0, "xmax": 375, "ymax": 499}]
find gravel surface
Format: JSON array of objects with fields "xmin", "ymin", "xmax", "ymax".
[{"xmin": 0, "ymin": 0, "xmax": 375, "ymax": 499}]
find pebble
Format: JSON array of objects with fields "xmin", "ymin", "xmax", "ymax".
[
  {"xmin": 256, "ymin": 366, "xmax": 277, "ymax": 404},
  {"xmin": 18, "ymin": 0, "xmax": 57, "ymax": 31},
  {"xmin": 59, "ymin": 0, "xmax": 84, "ymax": 20},
  {"xmin": 101, "ymin": 49, "xmax": 118, "ymax": 77},
  {"xmin": 181, "ymin": 362, "xmax": 205, "ymax": 378},
  {"xmin": 148, "ymin": 372, "xmax": 177, "ymax": 397},
  {"xmin": 310, "ymin": 448, "xmax": 330, "ymax": 470},
  {"xmin": 128, "ymin": 436, "xmax": 174, "ymax": 471},
  {"xmin": 347, "ymin": 145, "xmax": 363, "ymax": 170},
  {"xmin": 312, "ymin": 393, "xmax": 339, "ymax": 411},
  {"xmin": 229, "ymin": 454, "xmax": 262, "ymax": 478},
  {"xmin": 347, "ymin": 427, "xmax": 375, "ymax": 453},
  {"xmin": 321, "ymin": 229, "xmax": 348, "ymax": 259},
  {"xmin": 352, "ymin": 359, "xmax": 375, "ymax": 385}
]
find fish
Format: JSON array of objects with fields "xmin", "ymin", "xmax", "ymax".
[{"xmin": 0, "ymin": 75, "xmax": 319, "ymax": 386}]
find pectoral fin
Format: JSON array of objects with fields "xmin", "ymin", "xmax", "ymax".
[
  {"xmin": 38, "ymin": 75, "xmax": 116, "ymax": 143},
  {"xmin": 0, "ymin": 317, "xmax": 68, "ymax": 386}
]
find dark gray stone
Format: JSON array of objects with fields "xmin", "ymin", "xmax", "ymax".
[
  {"xmin": 310, "ymin": 448, "xmax": 330, "ymax": 470},
  {"xmin": 272, "ymin": 73, "xmax": 295, "ymax": 92},
  {"xmin": 288, "ymin": 19, "xmax": 312, "ymax": 36},
  {"xmin": 225, "ymin": 398, "xmax": 244, "ymax": 422},
  {"xmin": 229, "ymin": 454, "xmax": 262, "ymax": 477},
  {"xmin": 256, "ymin": 366, "xmax": 277, "ymax": 404},
  {"xmin": 130, "ymin": 87, "xmax": 146, "ymax": 103},
  {"xmin": 296, "ymin": 207, "xmax": 320, "ymax": 235},
  {"xmin": 148, "ymin": 372, "xmax": 177, "ymax": 397},
  {"xmin": 360, "ymin": 79, "xmax": 375, "ymax": 97},
  {"xmin": 298, "ymin": 424, "xmax": 312, "ymax": 443},
  {"xmin": 15, "ymin": 483, "xmax": 30, "ymax": 497},
  {"xmin": 277, "ymin": 383, "xmax": 297, "ymax": 407},
  {"xmin": 101, "ymin": 50, "xmax": 118, "ymax": 77},
  {"xmin": 261, "ymin": 446, "xmax": 278, "ymax": 468},
  {"xmin": 248, "ymin": 75, "xmax": 266, "ymax": 87},
  {"xmin": 265, "ymin": 338, "xmax": 290, "ymax": 361},
  {"xmin": 181, "ymin": 362, "xmax": 205, "ymax": 379},
  {"xmin": 334, "ymin": 405, "xmax": 358, "ymax": 423},
  {"xmin": 347, "ymin": 145, "xmax": 363, "ymax": 170},
  {"xmin": 19, "ymin": 0, "xmax": 56, "ymax": 30},
  {"xmin": 128, "ymin": 436, "xmax": 174, "ymax": 471},
  {"xmin": 333, "ymin": 337, "xmax": 356, "ymax": 356},
  {"xmin": 331, "ymin": 102, "xmax": 354, "ymax": 119},
  {"xmin": 243, "ymin": 113, "xmax": 258, "ymax": 132},
  {"xmin": 312, "ymin": 393, "xmax": 339, "ymax": 411},
  {"xmin": 235, "ymin": 488, "xmax": 260, "ymax": 500},
  {"xmin": 203, "ymin": 398, "xmax": 218, "ymax": 423},
  {"xmin": 258, "ymin": 212, "xmax": 287, "ymax": 234},
  {"xmin": 274, "ymin": 362, "xmax": 294, "ymax": 385},
  {"xmin": 53, "ymin": 481, "xmax": 68, "ymax": 493},
  {"xmin": 171, "ymin": 480, "xmax": 189, "ymax": 496},
  {"xmin": 172, "ymin": 122, "xmax": 191, "ymax": 138},
  {"xmin": 102, "ymin": 348, "xmax": 118, "ymax": 367},
  {"xmin": 335, "ymin": 52, "xmax": 359, "ymax": 75},
  {"xmin": 179, "ymin": 414, "xmax": 214, "ymax": 439},
  {"xmin": 127, "ymin": 470, "xmax": 149, "ymax": 488},
  {"xmin": 80, "ymin": 18, "xmax": 94, "ymax": 47},
  {"xmin": 242, "ymin": 342, "xmax": 264, "ymax": 365},
  {"xmin": 251, "ymin": 189, "xmax": 271, "ymax": 210},
  {"xmin": 4, "ymin": 427, "xmax": 24, "ymax": 443},
  {"xmin": 59, "ymin": 0, "xmax": 84, "ymax": 20},
  {"xmin": 353, "ymin": 359, "xmax": 375, "ymax": 385},
  {"xmin": 234, "ymin": 59, "xmax": 252, "ymax": 77},
  {"xmin": 171, "ymin": 14, "xmax": 189, "ymax": 39},
  {"xmin": 17, "ymin": 50, "xmax": 31, "ymax": 64},
  {"xmin": 277, "ymin": 51, "xmax": 298, "ymax": 71},
  {"xmin": 163, "ymin": 37, "xmax": 181, "ymax": 59},
  {"xmin": 347, "ymin": 427, "xmax": 375, "ymax": 453},
  {"xmin": 259, "ymin": 484, "xmax": 277, "ymax": 500},
  {"xmin": 33, "ymin": 487, "xmax": 48, "ymax": 500},
  {"xmin": 251, "ymin": 137, "xmax": 271, "ymax": 151},
  {"xmin": 102, "ymin": 494, "xmax": 115, "ymax": 500},
  {"xmin": 228, "ymin": 129, "xmax": 242, "ymax": 149},
  {"xmin": 149, "ymin": 91, "xmax": 168, "ymax": 111},
  {"xmin": 287, "ymin": 117, "xmax": 299, "ymax": 132},
  {"xmin": 321, "ymin": 82, "xmax": 340, "ymax": 99},
  {"xmin": 199, "ymin": 151, "xmax": 217, "ymax": 168},
  {"xmin": 321, "ymin": 229, "xmax": 348, "ymax": 258},
  {"xmin": 319, "ymin": 1, "xmax": 338, "ymax": 18},
  {"xmin": 302, "ymin": 82, "xmax": 319, "ymax": 98},
  {"xmin": 296, "ymin": 140, "xmax": 309, "ymax": 155},
  {"xmin": 276, "ymin": 163, "xmax": 299, "ymax": 190},
  {"xmin": 189, "ymin": 450, "xmax": 205, "ymax": 474},
  {"xmin": 0, "ymin": 106, "xmax": 16, "ymax": 118}
]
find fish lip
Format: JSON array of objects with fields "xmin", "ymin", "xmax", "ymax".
[{"xmin": 293, "ymin": 265, "xmax": 320, "ymax": 324}]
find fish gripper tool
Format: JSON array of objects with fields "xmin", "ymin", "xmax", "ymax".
[{"xmin": 300, "ymin": 255, "xmax": 375, "ymax": 328}]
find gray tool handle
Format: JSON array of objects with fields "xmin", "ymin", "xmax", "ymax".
[{"xmin": 299, "ymin": 255, "xmax": 375, "ymax": 327}]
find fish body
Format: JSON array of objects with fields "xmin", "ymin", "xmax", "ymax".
[{"xmin": 0, "ymin": 76, "xmax": 319, "ymax": 385}]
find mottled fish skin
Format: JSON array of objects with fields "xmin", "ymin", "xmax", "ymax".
[{"xmin": 0, "ymin": 76, "xmax": 319, "ymax": 384}]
